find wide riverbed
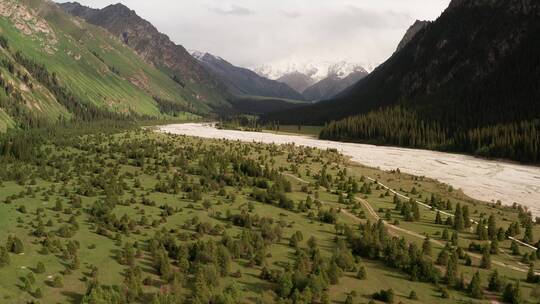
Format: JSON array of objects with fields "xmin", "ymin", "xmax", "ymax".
[{"xmin": 158, "ymin": 123, "xmax": 540, "ymax": 215}]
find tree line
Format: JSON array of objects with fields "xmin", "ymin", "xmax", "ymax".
[{"xmin": 320, "ymin": 106, "xmax": 539, "ymax": 163}]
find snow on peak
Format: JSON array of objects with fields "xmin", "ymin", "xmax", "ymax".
[
  {"xmin": 189, "ymin": 50, "xmax": 223, "ymax": 62},
  {"xmin": 254, "ymin": 60, "xmax": 370, "ymax": 81}
]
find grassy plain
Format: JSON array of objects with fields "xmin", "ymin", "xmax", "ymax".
[{"xmin": 0, "ymin": 128, "xmax": 537, "ymax": 304}]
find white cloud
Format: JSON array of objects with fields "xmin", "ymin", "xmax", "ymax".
[
  {"xmin": 57, "ymin": 0, "xmax": 451, "ymax": 69},
  {"xmin": 209, "ymin": 4, "xmax": 253, "ymax": 16}
]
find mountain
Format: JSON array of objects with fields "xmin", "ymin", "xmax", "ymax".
[
  {"xmin": 302, "ymin": 69, "xmax": 368, "ymax": 101},
  {"xmin": 60, "ymin": 2, "xmax": 230, "ymax": 111},
  {"xmin": 276, "ymin": 72, "xmax": 315, "ymax": 94},
  {"xmin": 0, "ymin": 0, "xmax": 204, "ymax": 130},
  {"xmin": 396, "ymin": 20, "xmax": 430, "ymax": 52},
  {"xmin": 264, "ymin": 0, "xmax": 540, "ymax": 163},
  {"xmin": 255, "ymin": 61, "xmax": 370, "ymax": 94},
  {"xmin": 190, "ymin": 51, "xmax": 305, "ymax": 101}
]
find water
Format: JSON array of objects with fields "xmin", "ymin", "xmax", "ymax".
[{"xmin": 158, "ymin": 123, "xmax": 540, "ymax": 215}]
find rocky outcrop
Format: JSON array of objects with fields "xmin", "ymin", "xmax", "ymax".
[{"xmin": 396, "ymin": 20, "xmax": 429, "ymax": 52}]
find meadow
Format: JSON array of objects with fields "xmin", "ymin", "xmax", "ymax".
[{"xmin": 0, "ymin": 126, "xmax": 538, "ymax": 304}]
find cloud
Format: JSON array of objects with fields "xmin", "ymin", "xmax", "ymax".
[
  {"xmin": 322, "ymin": 6, "xmax": 412, "ymax": 32},
  {"xmin": 209, "ymin": 4, "xmax": 253, "ymax": 16},
  {"xmin": 281, "ymin": 10, "xmax": 301, "ymax": 19},
  {"xmin": 57, "ymin": 0, "xmax": 451, "ymax": 69}
]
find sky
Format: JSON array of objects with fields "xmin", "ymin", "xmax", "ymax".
[{"xmin": 58, "ymin": 0, "xmax": 451, "ymax": 70}]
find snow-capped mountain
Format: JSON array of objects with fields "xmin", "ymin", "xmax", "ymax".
[
  {"xmin": 254, "ymin": 61, "xmax": 370, "ymax": 83},
  {"xmin": 253, "ymin": 61, "xmax": 370, "ymax": 95}
]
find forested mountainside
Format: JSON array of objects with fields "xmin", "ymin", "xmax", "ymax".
[
  {"xmin": 264, "ymin": 0, "xmax": 540, "ymax": 163},
  {"xmin": 0, "ymin": 0, "xmax": 209, "ymax": 130},
  {"xmin": 60, "ymin": 2, "xmax": 230, "ymax": 110}
]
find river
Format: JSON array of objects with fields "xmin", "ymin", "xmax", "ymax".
[{"xmin": 158, "ymin": 123, "xmax": 540, "ymax": 215}]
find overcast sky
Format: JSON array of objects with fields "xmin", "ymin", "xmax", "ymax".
[{"xmin": 58, "ymin": 0, "xmax": 451, "ymax": 69}]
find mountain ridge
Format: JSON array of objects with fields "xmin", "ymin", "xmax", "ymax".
[
  {"xmin": 60, "ymin": 1, "xmax": 231, "ymax": 110},
  {"xmin": 189, "ymin": 50, "xmax": 305, "ymax": 101},
  {"xmin": 396, "ymin": 20, "xmax": 429, "ymax": 52},
  {"xmin": 302, "ymin": 70, "xmax": 368, "ymax": 102}
]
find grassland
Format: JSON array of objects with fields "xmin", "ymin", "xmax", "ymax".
[{"xmin": 0, "ymin": 126, "xmax": 538, "ymax": 304}]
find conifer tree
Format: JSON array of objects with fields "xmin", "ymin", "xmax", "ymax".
[
  {"xmin": 463, "ymin": 205, "xmax": 471, "ymax": 228},
  {"xmin": 435, "ymin": 211, "xmax": 442, "ymax": 225},
  {"xmin": 488, "ymin": 215, "xmax": 497, "ymax": 240},
  {"xmin": 0, "ymin": 246, "xmax": 10, "ymax": 267},
  {"xmin": 481, "ymin": 247, "xmax": 492, "ymax": 269},
  {"xmin": 454, "ymin": 204, "xmax": 464, "ymax": 231},
  {"xmin": 468, "ymin": 271, "xmax": 483, "ymax": 299}
]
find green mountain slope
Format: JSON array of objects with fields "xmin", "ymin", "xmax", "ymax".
[
  {"xmin": 60, "ymin": 2, "xmax": 230, "ymax": 111},
  {"xmin": 0, "ymin": 0, "xmax": 207, "ymax": 129}
]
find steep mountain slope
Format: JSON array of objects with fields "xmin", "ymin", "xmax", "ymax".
[
  {"xmin": 190, "ymin": 51, "xmax": 305, "ymax": 101},
  {"xmin": 60, "ymin": 2, "xmax": 230, "ymax": 110},
  {"xmin": 0, "ymin": 0, "xmax": 202, "ymax": 129},
  {"xmin": 302, "ymin": 69, "xmax": 368, "ymax": 101},
  {"xmin": 396, "ymin": 20, "xmax": 430, "ymax": 52},
  {"xmin": 264, "ymin": 0, "xmax": 540, "ymax": 162}
]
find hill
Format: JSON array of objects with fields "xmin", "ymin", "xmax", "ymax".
[
  {"xmin": 190, "ymin": 51, "xmax": 305, "ymax": 101},
  {"xmin": 60, "ymin": 2, "xmax": 230, "ymax": 111},
  {"xmin": 264, "ymin": 0, "xmax": 540, "ymax": 163},
  {"xmin": 0, "ymin": 0, "xmax": 209, "ymax": 129}
]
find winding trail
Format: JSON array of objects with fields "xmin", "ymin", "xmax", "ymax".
[{"xmin": 283, "ymin": 173, "xmax": 535, "ymax": 275}]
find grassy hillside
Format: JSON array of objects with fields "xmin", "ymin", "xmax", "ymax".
[
  {"xmin": 60, "ymin": 2, "xmax": 231, "ymax": 111},
  {"xmin": 0, "ymin": 108, "xmax": 14, "ymax": 131},
  {"xmin": 0, "ymin": 0, "xmax": 208, "ymax": 130}
]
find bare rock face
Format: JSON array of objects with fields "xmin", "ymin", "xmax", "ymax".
[
  {"xmin": 396, "ymin": 20, "xmax": 429, "ymax": 52},
  {"xmin": 60, "ymin": 2, "xmax": 229, "ymax": 108}
]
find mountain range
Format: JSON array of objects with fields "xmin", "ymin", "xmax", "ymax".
[
  {"xmin": 61, "ymin": 2, "xmax": 367, "ymax": 105},
  {"xmin": 254, "ymin": 61, "xmax": 369, "ymax": 101},
  {"xmin": 189, "ymin": 51, "xmax": 305, "ymax": 101},
  {"xmin": 264, "ymin": 0, "xmax": 540, "ymax": 163}
]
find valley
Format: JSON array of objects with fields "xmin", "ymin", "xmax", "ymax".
[
  {"xmin": 0, "ymin": 0, "xmax": 538, "ymax": 303},
  {"xmin": 0, "ymin": 123, "xmax": 539, "ymax": 304}
]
